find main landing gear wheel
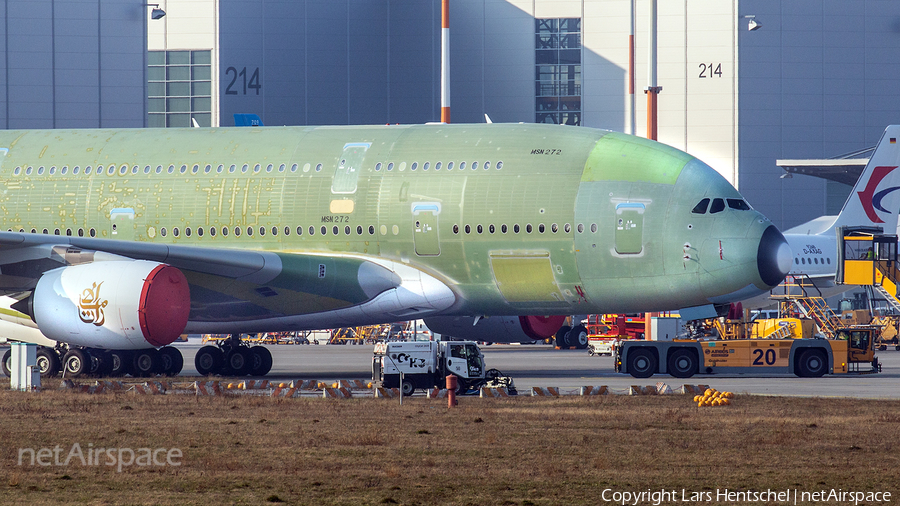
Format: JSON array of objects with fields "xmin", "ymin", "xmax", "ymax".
[
  {"xmin": 132, "ymin": 349, "xmax": 161, "ymax": 377},
  {"xmin": 249, "ymin": 346, "xmax": 273, "ymax": 376},
  {"xmin": 94, "ymin": 350, "xmax": 114, "ymax": 377},
  {"xmin": 1, "ymin": 348, "xmax": 11, "ymax": 377},
  {"xmin": 63, "ymin": 349, "xmax": 91, "ymax": 378},
  {"xmin": 158, "ymin": 346, "xmax": 184, "ymax": 376},
  {"xmin": 224, "ymin": 347, "xmax": 251, "ymax": 376},
  {"xmin": 567, "ymin": 325, "xmax": 589, "ymax": 349},
  {"xmin": 36, "ymin": 347, "xmax": 61, "ymax": 378},
  {"xmin": 555, "ymin": 325, "xmax": 572, "ymax": 348},
  {"xmin": 195, "ymin": 345, "xmax": 224, "ymax": 376},
  {"xmin": 109, "ymin": 350, "xmax": 133, "ymax": 377}
]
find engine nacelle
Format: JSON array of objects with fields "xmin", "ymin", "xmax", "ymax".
[
  {"xmin": 423, "ymin": 315, "xmax": 566, "ymax": 344},
  {"xmin": 32, "ymin": 261, "xmax": 190, "ymax": 350}
]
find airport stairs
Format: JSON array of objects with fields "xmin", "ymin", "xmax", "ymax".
[
  {"xmin": 762, "ymin": 321, "xmax": 796, "ymax": 340},
  {"xmin": 874, "ymin": 261, "xmax": 900, "ymax": 314},
  {"xmin": 787, "ymin": 296, "xmax": 840, "ymax": 339}
]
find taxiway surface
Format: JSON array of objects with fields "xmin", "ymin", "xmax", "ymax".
[{"xmin": 173, "ymin": 341, "xmax": 900, "ymax": 399}]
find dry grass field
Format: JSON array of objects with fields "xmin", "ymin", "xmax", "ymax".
[{"xmin": 1, "ymin": 385, "xmax": 899, "ymax": 506}]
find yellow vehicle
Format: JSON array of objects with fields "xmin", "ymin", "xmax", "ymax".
[{"xmin": 615, "ymin": 325, "xmax": 881, "ymax": 378}]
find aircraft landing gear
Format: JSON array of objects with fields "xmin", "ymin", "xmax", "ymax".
[
  {"xmin": 1, "ymin": 344, "xmax": 184, "ymax": 379},
  {"xmin": 194, "ymin": 334, "xmax": 273, "ymax": 377}
]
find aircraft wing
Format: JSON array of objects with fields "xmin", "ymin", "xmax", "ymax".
[{"xmin": 0, "ymin": 231, "xmax": 456, "ymax": 333}]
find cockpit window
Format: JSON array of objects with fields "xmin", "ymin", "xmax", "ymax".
[
  {"xmin": 709, "ymin": 198, "xmax": 725, "ymax": 214},
  {"xmin": 692, "ymin": 198, "xmax": 710, "ymax": 214},
  {"xmin": 727, "ymin": 198, "xmax": 751, "ymax": 210}
]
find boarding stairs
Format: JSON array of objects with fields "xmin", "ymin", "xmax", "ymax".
[
  {"xmin": 873, "ymin": 260, "xmax": 900, "ymax": 314},
  {"xmin": 787, "ymin": 296, "xmax": 840, "ymax": 338},
  {"xmin": 761, "ymin": 321, "xmax": 795, "ymax": 340}
]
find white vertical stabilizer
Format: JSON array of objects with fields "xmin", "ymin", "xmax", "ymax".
[{"xmin": 832, "ymin": 125, "xmax": 900, "ymax": 230}]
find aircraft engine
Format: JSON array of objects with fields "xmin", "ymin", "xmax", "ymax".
[
  {"xmin": 423, "ymin": 315, "xmax": 566, "ymax": 343},
  {"xmin": 30, "ymin": 261, "xmax": 190, "ymax": 350}
]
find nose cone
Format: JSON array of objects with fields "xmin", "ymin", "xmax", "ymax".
[{"xmin": 757, "ymin": 225, "xmax": 792, "ymax": 288}]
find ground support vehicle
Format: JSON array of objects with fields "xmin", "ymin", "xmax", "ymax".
[
  {"xmin": 586, "ymin": 314, "xmax": 645, "ymax": 356},
  {"xmin": 615, "ymin": 326, "xmax": 881, "ymax": 378},
  {"xmin": 372, "ymin": 340, "xmax": 506, "ymax": 395}
]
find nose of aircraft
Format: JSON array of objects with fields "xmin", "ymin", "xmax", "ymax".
[{"xmin": 757, "ymin": 225, "xmax": 792, "ymax": 288}]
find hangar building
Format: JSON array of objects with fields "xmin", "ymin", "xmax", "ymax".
[{"xmin": 2, "ymin": 0, "xmax": 900, "ymax": 232}]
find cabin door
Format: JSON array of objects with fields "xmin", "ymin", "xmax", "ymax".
[
  {"xmin": 331, "ymin": 142, "xmax": 370, "ymax": 194},
  {"xmin": 412, "ymin": 202, "xmax": 441, "ymax": 256},
  {"xmin": 614, "ymin": 203, "xmax": 645, "ymax": 254},
  {"xmin": 110, "ymin": 208, "xmax": 135, "ymax": 241}
]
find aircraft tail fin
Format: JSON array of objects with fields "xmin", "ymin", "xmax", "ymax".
[
  {"xmin": 832, "ymin": 125, "xmax": 900, "ymax": 230},
  {"xmin": 233, "ymin": 114, "xmax": 263, "ymax": 127}
]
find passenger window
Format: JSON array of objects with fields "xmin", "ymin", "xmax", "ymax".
[
  {"xmin": 709, "ymin": 198, "xmax": 725, "ymax": 214},
  {"xmin": 692, "ymin": 198, "xmax": 710, "ymax": 214},
  {"xmin": 727, "ymin": 198, "xmax": 751, "ymax": 210}
]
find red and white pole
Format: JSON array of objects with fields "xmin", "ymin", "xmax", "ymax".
[
  {"xmin": 627, "ymin": 0, "xmax": 635, "ymax": 135},
  {"xmin": 441, "ymin": 0, "xmax": 451, "ymax": 124},
  {"xmin": 645, "ymin": 0, "xmax": 661, "ymax": 140}
]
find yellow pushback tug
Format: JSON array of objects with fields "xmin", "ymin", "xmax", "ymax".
[{"xmin": 615, "ymin": 227, "xmax": 884, "ymax": 379}]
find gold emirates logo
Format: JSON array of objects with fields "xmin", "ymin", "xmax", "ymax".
[{"xmin": 78, "ymin": 282, "xmax": 108, "ymax": 326}]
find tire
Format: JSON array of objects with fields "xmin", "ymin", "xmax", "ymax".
[
  {"xmin": 249, "ymin": 346, "xmax": 273, "ymax": 376},
  {"xmin": 2, "ymin": 348, "xmax": 11, "ymax": 377},
  {"xmin": 666, "ymin": 348, "xmax": 698, "ymax": 379},
  {"xmin": 568, "ymin": 325, "xmax": 589, "ymax": 349},
  {"xmin": 555, "ymin": 325, "xmax": 571, "ymax": 348},
  {"xmin": 159, "ymin": 346, "xmax": 184, "ymax": 377},
  {"xmin": 87, "ymin": 348, "xmax": 104, "ymax": 376},
  {"xmin": 109, "ymin": 350, "xmax": 133, "ymax": 377},
  {"xmin": 195, "ymin": 346, "xmax": 224, "ymax": 376},
  {"xmin": 626, "ymin": 348, "xmax": 657, "ymax": 379},
  {"xmin": 796, "ymin": 349, "xmax": 827, "ymax": 377},
  {"xmin": 35, "ymin": 347, "xmax": 61, "ymax": 378},
  {"xmin": 132, "ymin": 349, "xmax": 160, "ymax": 377},
  {"xmin": 95, "ymin": 350, "xmax": 115, "ymax": 377},
  {"xmin": 400, "ymin": 379, "xmax": 415, "ymax": 396},
  {"xmin": 62, "ymin": 349, "xmax": 90, "ymax": 378},
  {"xmin": 224, "ymin": 347, "xmax": 251, "ymax": 376}
]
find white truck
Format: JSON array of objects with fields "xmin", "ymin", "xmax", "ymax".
[{"xmin": 372, "ymin": 340, "xmax": 500, "ymax": 395}]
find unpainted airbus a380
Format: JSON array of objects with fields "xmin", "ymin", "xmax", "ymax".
[{"xmin": 0, "ymin": 123, "xmax": 791, "ymax": 377}]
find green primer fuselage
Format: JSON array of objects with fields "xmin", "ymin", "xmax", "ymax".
[{"xmin": 0, "ymin": 123, "xmax": 776, "ymax": 331}]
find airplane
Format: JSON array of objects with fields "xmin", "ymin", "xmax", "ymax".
[
  {"xmin": 0, "ymin": 122, "xmax": 790, "ymax": 378},
  {"xmin": 740, "ymin": 124, "xmax": 900, "ymax": 310}
]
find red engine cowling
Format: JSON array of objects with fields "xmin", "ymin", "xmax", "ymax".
[
  {"xmin": 32, "ymin": 260, "xmax": 190, "ymax": 350},
  {"xmin": 422, "ymin": 315, "xmax": 566, "ymax": 343}
]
